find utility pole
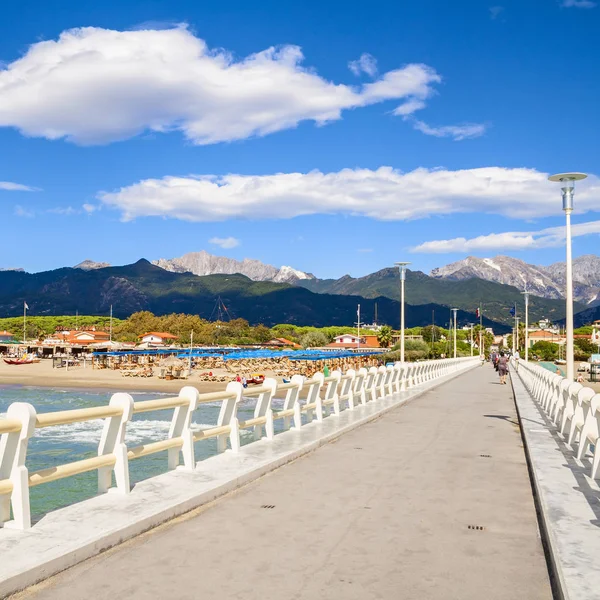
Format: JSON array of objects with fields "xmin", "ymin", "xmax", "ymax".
[
  {"xmin": 522, "ymin": 290, "xmax": 530, "ymax": 361},
  {"xmin": 109, "ymin": 304, "xmax": 113, "ymax": 343},
  {"xmin": 395, "ymin": 262, "xmax": 410, "ymax": 363},
  {"xmin": 356, "ymin": 304, "xmax": 361, "ymax": 350},
  {"xmin": 452, "ymin": 308, "xmax": 458, "ymax": 358},
  {"xmin": 469, "ymin": 323, "xmax": 474, "ymax": 357}
]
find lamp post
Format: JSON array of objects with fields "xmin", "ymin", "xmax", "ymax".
[
  {"xmin": 522, "ymin": 290, "xmax": 530, "ymax": 361},
  {"xmin": 468, "ymin": 323, "xmax": 474, "ymax": 357},
  {"xmin": 451, "ymin": 308, "xmax": 458, "ymax": 358},
  {"xmin": 515, "ymin": 317, "xmax": 520, "ymax": 354},
  {"xmin": 549, "ymin": 172, "xmax": 588, "ymax": 381},
  {"xmin": 395, "ymin": 262, "xmax": 411, "ymax": 363}
]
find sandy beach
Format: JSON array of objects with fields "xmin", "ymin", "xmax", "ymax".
[{"xmin": 0, "ymin": 360, "xmax": 243, "ymax": 395}]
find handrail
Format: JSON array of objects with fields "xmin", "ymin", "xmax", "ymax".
[
  {"xmin": 29, "ymin": 455, "xmax": 117, "ymax": 487},
  {"xmin": 0, "ymin": 356, "xmax": 479, "ymax": 530},
  {"xmin": 133, "ymin": 397, "xmax": 188, "ymax": 414},
  {"xmin": 0, "ymin": 419, "xmax": 22, "ymax": 434},
  {"xmin": 128, "ymin": 437, "xmax": 183, "ymax": 460},
  {"xmin": 36, "ymin": 406, "xmax": 123, "ymax": 428}
]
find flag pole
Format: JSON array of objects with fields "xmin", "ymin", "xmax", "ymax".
[{"xmin": 23, "ymin": 301, "xmax": 27, "ymax": 344}]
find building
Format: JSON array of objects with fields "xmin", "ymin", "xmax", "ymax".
[
  {"xmin": 264, "ymin": 338, "xmax": 301, "ymax": 349},
  {"xmin": 527, "ymin": 329, "xmax": 565, "ymax": 348},
  {"xmin": 48, "ymin": 328, "xmax": 110, "ymax": 346},
  {"xmin": 138, "ymin": 332, "xmax": 179, "ymax": 345},
  {"xmin": 325, "ymin": 334, "xmax": 381, "ymax": 349},
  {"xmin": 0, "ymin": 330, "xmax": 15, "ymax": 343}
]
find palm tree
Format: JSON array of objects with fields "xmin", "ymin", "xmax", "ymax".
[{"xmin": 377, "ymin": 325, "xmax": 393, "ymax": 348}]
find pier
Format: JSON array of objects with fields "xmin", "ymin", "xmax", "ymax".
[{"xmin": 1, "ymin": 358, "xmax": 600, "ymax": 599}]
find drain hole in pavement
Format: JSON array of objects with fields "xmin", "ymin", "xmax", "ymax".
[
  {"xmin": 479, "ymin": 454, "xmax": 492, "ymax": 458},
  {"xmin": 261, "ymin": 505, "xmax": 276, "ymax": 509},
  {"xmin": 467, "ymin": 525, "xmax": 485, "ymax": 531}
]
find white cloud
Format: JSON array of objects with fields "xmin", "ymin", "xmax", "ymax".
[
  {"xmin": 47, "ymin": 206, "xmax": 78, "ymax": 215},
  {"xmin": 489, "ymin": 6, "xmax": 505, "ymax": 19},
  {"xmin": 561, "ymin": 0, "xmax": 596, "ymax": 7},
  {"xmin": 82, "ymin": 203, "xmax": 99, "ymax": 213},
  {"xmin": 412, "ymin": 220, "xmax": 600, "ymax": 253},
  {"xmin": 209, "ymin": 236, "xmax": 240, "ymax": 249},
  {"xmin": 14, "ymin": 205, "xmax": 35, "ymax": 218},
  {"xmin": 410, "ymin": 119, "xmax": 487, "ymax": 140},
  {"xmin": 97, "ymin": 166, "xmax": 600, "ymax": 222},
  {"xmin": 0, "ymin": 26, "xmax": 441, "ymax": 145},
  {"xmin": 348, "ymin": 53, "xmax": 378, "ymax": 77},
  {"xmin": 0, "ymin": 181, "xmax": 39, "ymax": 191}
]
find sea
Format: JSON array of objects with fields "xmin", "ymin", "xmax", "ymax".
[{"xmin": 0, "ymin": 385, "xmax": 287, "ymax": 521}]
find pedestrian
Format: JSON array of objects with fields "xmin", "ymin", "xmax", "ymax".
[
  {"xmin": 242, "ymin": 376, "xmax": 248, "ymax": 388},
  {"xmin": 497, "ymin": 351, "xmax": 509, "ymax": 385},
  {"xmin": 513, "ymin": 349, "xmax": 520, "ymax": 372}
]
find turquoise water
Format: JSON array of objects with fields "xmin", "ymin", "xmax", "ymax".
[{"xmin": 0, "ymin": 385, "xmax": 281, "ymax": 521}]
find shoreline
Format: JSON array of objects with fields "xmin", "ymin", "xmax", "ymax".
[{"xmin": 0, "ymin": 361, "xmax": 238, "ymax": 395}]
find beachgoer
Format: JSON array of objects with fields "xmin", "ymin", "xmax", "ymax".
[
  {"xmin": 497, "ymin": 351, "xmax": 509, "ymax": 385},
  {"xmin": 324, "ymin": 365, "xmax": 330, "ymax": 377},
  {"xmin": 576, "ymin": 373, "xmax": 584, "ymax": 383},
  {"xmin": 242, "ymin": 376, "xmax": 248, "ymax": 388}
]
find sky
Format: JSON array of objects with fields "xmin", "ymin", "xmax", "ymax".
[{"xmin": 0, "ymin": 0, "xmax": 599, "ymax": 279}]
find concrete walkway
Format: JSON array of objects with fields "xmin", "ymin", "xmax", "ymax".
[{"xmin": 18, "ymin": 366, "xmax": 552, "ymax": 600}]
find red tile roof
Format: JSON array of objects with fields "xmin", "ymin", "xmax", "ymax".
[{"xmin": 138, "ymin": 332, "xmax": 179, "ymax": 339}]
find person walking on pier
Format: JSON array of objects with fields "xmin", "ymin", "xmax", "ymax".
[{"xmin": 497, "ymin": 351, "xmax": 508, "ymax": 385}]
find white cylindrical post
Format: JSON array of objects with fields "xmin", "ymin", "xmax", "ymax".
[
  {"xmin": 522, "ymin": 291, "xmax": 530, "ymax": 362},
  {"xmin": 565, "ymin": 208, "xmax": 574, "ymax": 380},
  {"xmin": 395, "ymin": 262, "xmax": 410, "ymax": 364},
  {"xmin": 452, "ymin": 308, "xmax": 458, "ymax": 359},
  {"xmin": 549, "ymin": 172, "xmax": 587, "ymax": 381},
  {"xmin": 401, "ymin": 276, "xmax": 405, "ymax": 363}
]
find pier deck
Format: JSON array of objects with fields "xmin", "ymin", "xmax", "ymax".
[{"xmin": 19, "ymin": 366, "xmax": 552, "ymax": 600}]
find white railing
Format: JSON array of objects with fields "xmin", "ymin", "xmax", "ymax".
[
  {"xmin": 512, "ymin": 360, "xmax": 600, "ymax": 481},
  {"xmin": 0, "ymin": 357, "xmax": 477, "ymax": 530}
]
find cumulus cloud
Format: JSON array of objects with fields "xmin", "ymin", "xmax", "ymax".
[
  {"xmin": 0, "ymin": 26, "xmax": 441, "ymax": 145},
  {"xmin": 97, "ymin": 166, "xmax": 600, "ymax": 222},
  {"xmin": 348, "ymin": 53, "xmax": 378, "ymax": 77},
  {"xmin": 561, "ymin": 0, "xmax": 596, "ymax": 7},
  {"xmin": 0, "ymin": 181, "xmax": 39, "ymax": 191},
  {"xmin": 412, "ymin": 220, "xmax": 600, "ymax": 253},
  {"xmin": 410, "ymin": 119, "xmax": 487, "ymax": 140},
  {"xmin": 209, "ymin": 236, "xmax": 240, "ymax": 249}
]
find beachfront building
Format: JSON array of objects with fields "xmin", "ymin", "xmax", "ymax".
[
  {"xmin": 264, "ymin": 338, "xmax": 302, "ymax": 349},
  {"xmin": 47, "ymin": 328, "xmax": 110, "ymax": 346},
  {"xmin": 138, "ymin": 332, "xmax": 179, "ymax": 346},
  {"xmin": 0, "ymin": 330, "xmax": 15, "ymax": 343},
  {"xmin": 527, "ymin": 329, "xmax": 566, "ymax": 348},
  {"xmin": 326, "ymin": 334, "xmax": 381, "ymax": 349}
]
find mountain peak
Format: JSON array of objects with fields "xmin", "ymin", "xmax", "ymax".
[
  {"xmin": 152, "ymin": 251, "xmax": 315, "ymax": 283},
  {"xmin": 74, "ymin": 259, "xmax": 111, "ymax": 270}
]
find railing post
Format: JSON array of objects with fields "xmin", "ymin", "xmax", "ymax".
[
  {"xmin": 341, "ymin": 370, "xmax": 356, "ymax": 410},
  {"xmin": 98, "ymin": 393, "xmax": 134, "ymax": 495},
  {"xmin": 291, "ymin": 375, "xmax": 304, "ymax": 429},
  {"xmin": 169, "ymin": 386, "xmax": 199, "ymax": 471},
  {"xmin": 312, "ymin": 373, "xmax": 325, "ymax": 421},
  {"xmin": 254, "ymin": 378, "xmax": 277, "ymax": 440},
  {"xmin": 0, "ymin": 402, "xmax": 36, "ymax": 530},
  {"xmin": 327, "ymin": 371, "xmax": 342, "ymax": 415},
  {"xmin": 355, "ymin": 368, "xmax": 368, "ymax": 404},
  {"xmin": 219, "ymin": 381, "xmax": 242, "ymax": 452}
]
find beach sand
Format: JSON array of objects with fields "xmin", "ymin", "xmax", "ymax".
[{"xmin": 0, "ymin": 359, "xmax": 250, "ymax": 395}]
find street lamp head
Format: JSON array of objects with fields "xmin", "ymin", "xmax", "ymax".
[
  {"xmin": 394, "ymin": 262, "xmax": 411, "ymax": 280},
  {"xmin": 549, "ymin": 172, "xmax": 587, "ymax": 212}
]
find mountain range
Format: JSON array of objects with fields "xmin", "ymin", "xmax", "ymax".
[
  {"xmin": 431, "ymin": 255, "xmax": 600, "ymax": 305},
  {"xmin": 3, "ymin": 251, "xmax": 599, "ymax": 328},
  {"xmin": 0, "ymin": 259, "xmax": 504, "ymax": 331}
]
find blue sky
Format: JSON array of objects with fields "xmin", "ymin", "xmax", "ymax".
[{"xmin": 0, "ymin": 0, "xmax": 599, "ymax": 279}]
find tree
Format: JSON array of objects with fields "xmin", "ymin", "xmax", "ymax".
[
  {"xmin": 531, "ymin": 341, "xmax": 559, "ymax": 361},
  {"xmin": 421, "ymin": 325, "xmax": 442, "ymax": 343},
  {"xmin": 377, "ymin": 325, "xmax": 393, "ymax": 348},
  {"xmin": 300, "ymin": 331, "xmax": 329, "ymax": 348}
]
